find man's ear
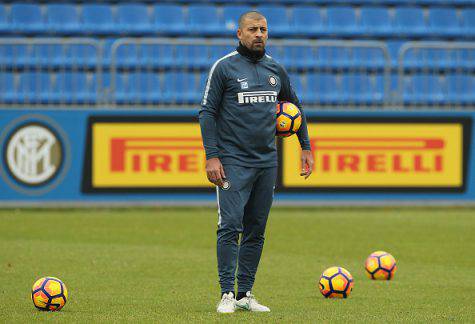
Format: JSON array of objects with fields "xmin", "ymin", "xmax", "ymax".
[{"xmin": 237, "ymin": 28, "xmax": 242, "ymax": 40}]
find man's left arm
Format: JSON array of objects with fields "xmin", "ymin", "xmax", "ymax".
[{"xmin": 277, "ymin": 66, "xmax": 314, "ymax": 179}]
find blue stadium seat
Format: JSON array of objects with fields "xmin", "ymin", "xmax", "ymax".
[
  {"xmin": 113, "ymin": 44, "xmax": 139, "ymax": 68},
  {"xmin": 0, "ymin": 72, "xmax": 17, "ymax": 104},
  {"xmin": 0, "ymin": 5, "xmax": 10, "ymax": 33},
  {"xmin": 115, "ymin": 72, "xmax": 161, "ymax": 104},
  {"xmin": 403, "ymin": 74, "xmax": 446, "ymax": 104},
  {"xmin": 461, "ymin": 9, "xmax": 475, "ymax": 36},
  {"xmin": 162, "ymin": 72, "xmax": 198, "ymax": 104},
  {"xmin": 306, "ymin": 73, "xmax": 339, "ymax": 104},
  {"xmin": 327, "ymin": 6, "xmax": 358, "ymax": 36},
  {"xmin": 82, "ymin": 4, "xmax": 114, "ymax": 35},
  {"xmin": 394, "ymin": 7, "xmax": 426, "ymax": 37},
  {"xmin": 281, "ymin": 46, "xmax": 315, "ymax": 69},
  {"xmin": 188, "ymin": 4, "xmax": 221, "ymax": 35},
  {"xmin": 175, "ymin": 45, "xmax": 210, "ymax": 68},
  {"xmin": 360, "ymin": 7, "xmax": 392, "ymax": 37},
  {"xmin": 18, "ymin": 72, "xmax": 52, "ymax": 103},
  {"xmin": 140, "ymin": 44, "xmax": 175, "ymax": 68},
  {"xmin": 11, "ymin": 3, "xmax": 45, "ymax": 34},
  {"xmin": 54, "ymin": 72, "xmax": 97, "ymax": 104},
  {"xmin": 117, "ymin": 3, "xmax": 151, "ymax": 35},
  {"xmin": 257, "ymin": 5, "xmax": 290, "ymax": 36},
  {"xmin": 447, "ymin": 74, "xmax": 475, "ymax": 104},
  {"xmin": 452, "ymin": 48, "xmax": 475, "ymax": 69},
  {"xmin": 428, "ymin": 7, "xmax": 461, "ymax": 37},
  {"xmin": 65, "ymin": 44, "xmax": 99, "ymax": 69},
  {"xmin": 353, "ymin": 47, "xmax": 388, "ymax": 69},
  {"xmin": 291, "ymin": 6, "xmax": 324, "ymax": 37},
  {"xmin": 0, "ymin": 45, "xmax": 26, "ymax": 67},
  {"xmin": 343, "ymin": 73, "xmax": 384, "ymax": 104},
  {"xmin": 153, "ymin": 4, "xmax": 185, "ymax": 35},
  {"xmin": 315, "ymin": 46, "xmax": 353, "ymax": 68},
  {"xmin": 223, "ymin": 5, "xmax": 252, "ymax": 34},
  {"xmin": 289, "ymin": 73, "xmax": 305, "ymax": 99},
  {"xmin": 46, "ymin": 4, "xmax": 80, "ymax": 34}
]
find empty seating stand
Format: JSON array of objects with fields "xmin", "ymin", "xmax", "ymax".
[{"xmin": 0, "ymin": 0, "xmax": 474, "ymax": 107}]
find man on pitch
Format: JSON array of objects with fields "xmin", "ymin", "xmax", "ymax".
[{"xmin": 199, "ymin": 11, "xmax": 314, "ymax": 313}]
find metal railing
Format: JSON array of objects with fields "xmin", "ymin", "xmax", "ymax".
[
  {"xmin": 0, "ymin": 38, "xmax": 102, "ymax": 107},
  {"xmin": 109, "ymin": 38, "xmax": 391, "ymax": 109},
  {"xmin": 0, "ymin": 37, "xmax": 474, "ymax": 110},
  {"xmin": 397, "ymin": 41, "xmax": 475, "ymax": 110}
]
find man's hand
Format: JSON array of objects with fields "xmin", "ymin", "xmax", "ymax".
[
  {"xmin": 206, "ymin": 157, "xmax": 226, "ymax": 187},
  {"xmin": 300, "ymin": 150, "xmax": 314, "ymax": 179}
]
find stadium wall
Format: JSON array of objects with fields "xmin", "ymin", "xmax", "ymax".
[{"xmin": 0, "ymin": 108, "xmax": 473, "ymax": 207}]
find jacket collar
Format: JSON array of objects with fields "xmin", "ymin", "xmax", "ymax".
[{"xmin": 236, "ymin": 42, "xmax": 265, "ymax": 63}]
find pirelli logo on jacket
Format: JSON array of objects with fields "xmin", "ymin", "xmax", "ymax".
[{"xmin": 237, "ymin": 91, "xmax": 278, "ymax": 104}]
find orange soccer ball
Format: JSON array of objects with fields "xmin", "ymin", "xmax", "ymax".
[
  {"xmin": 318, "ymin": 266, "xmax": 354, "ymax": 298},
  {"xmin": 276, "ymin": 101, "xmax": 302, "ymax": 137},
  {"xmin": 365, "ymin": 251, "xmax": 397, "ymax": 280},
  {"xmin": 31, "ymin": 277, "xmax": 68, "ymax": 311}
]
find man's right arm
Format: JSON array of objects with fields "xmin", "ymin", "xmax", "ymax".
[
  {"xmin": 199, "ymin": 61, "xmax": 226, "ymax": 186},
  {"xmin": 199, "ymin": 62, "xmax": 225, "ymax": 160}
]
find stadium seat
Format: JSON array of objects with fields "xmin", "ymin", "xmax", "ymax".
[
  {"xmin": 257, "ymin": 5, "xmax": 290, "ymax": 36},
  {"xmin": 428, "ymin": 7, "xmax": 461, "ymax": 37},
  {"xmin": 343, "ymin": 73, "xmax": 385, "ymax": 104},
  {"xmin": 306, "ymin": 73, "xmax": 339, "ymax": 104},
  {"xmin": 117, "ymin": 3, "xmax": 152, "ymax": 35},
  {"xmin": 0, "ymin": 72, "xmax": 17, "ymax": 104},
  {"xmin": 352, "ymin": 47, "xmax": 388, "ymax": 69},
  {"xmin": 115, "ymin": 72, "xmax": 161, "ymax": 104},
  {"xmin": 18, "ymin": 72, "xmax": 52, "ymax": 103},
  {"xmin": 461, "ymin": 9, "xmax": 475, "ymax": 36},
  {"xmin": 46, "ymin": 4, "xmax": 80, "ymax": 34},
  {"xmin": 394, "ymin": 7, "xmax": 427, "ymax": 37},
  {"xmin": 188, "ymin": 4, "xmax": 221, "ymax": 35},
  {"xmin": 223, "ymin": 5, "xmax": 252, "ymax": 34},
  {"xmin": 452, "ymin": 48, "xmax": 475, "ymax": 69},
  {"xmin": 139, "ymin": 44, "xmax": 175, "ymax": 68},
  {"xmin": 403, "ymin": 74, "xmax": 446, "ymax": 104},
  {"xmin": 153, "ymin": 4, "xmax": 186, "ymax": 35},
  {"xmin": 0, "ymin": 5, "xmax": 10, "ymax": 33},
  {"xmin": 175, "ymin": 44, "xmax": 210, "ymax": 68},
  {"xmin": 11, "ymin": 3, "xmax": 45, "ymax": 34},
  {"xmin": 288, "ymin": 73, "xmax": 305, "ymax": 99},
  {"xmin": 53, "ymin": 72, "xmax": 97, "ymax": 104},
  {"xmin": 281, "ymin": 46, "xmax": 316, "ymax": 69},
  {"xmin": 112, "ymin": 44, "xmax": 138, "ymax": 68},
  {"xmin": 162, "ymin": 72, "xmax": 198, "ymax": 104},
  {"xmin": 291, "ymin": 6, "xmax": 324, "ymax": 37},
  {"xmin": 327, "ymin": 6, "xmax": 358, "ymax": 36},
  {"xmin": 315, "ymin": 46, "xmax": 353, "ymax": 69},
  {"xmin": 65, "ymin": 44, "xmax": 100, "ymax": 69},
  {"xmin": 360, "ymin": 7, "xmax": 392, "ymax": 37},
  {"xmin": 82, "ymin": 4, "xmax": 114, "ymax": 35},
  {"xmin": 446, "ymin": 74, "xmax": 475, "ymax": 104}
]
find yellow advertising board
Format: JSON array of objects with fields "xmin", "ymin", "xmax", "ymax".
[
  {"xmin": 92, "ymin": 122, "xmax": 211, "ymax": 187},
  {"xmin": 282, "ymin": 123, "xmax": 464, "ymax": 188}
]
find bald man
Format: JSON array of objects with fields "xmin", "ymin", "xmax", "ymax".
[{"xmin": 199, "ymin": 11, "xmax": 314, "ymax": 313}]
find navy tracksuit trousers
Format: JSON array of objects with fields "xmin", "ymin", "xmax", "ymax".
[{"xmin": 216, "ymin": 164, "xmax": 277, "ymax": 294}]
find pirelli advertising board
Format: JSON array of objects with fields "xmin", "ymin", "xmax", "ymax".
[
  {"xmin": 281, "ymin": 117, "xmax": 470, "ymax": 192},
  {"xmin": 82, "ymin": 116, "xmax": 470, "ymax": 193}
]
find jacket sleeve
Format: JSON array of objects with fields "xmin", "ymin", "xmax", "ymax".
[
  {"xmin": 277, "ymin": 65, "xmax": 312, "ymax": 151},
  {"xmin": 198, "ymin": 61, "xmax": 226, "ymax": 160}
]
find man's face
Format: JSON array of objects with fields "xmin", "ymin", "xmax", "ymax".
[{"xmin": 237, "ymin": 17, "xmax": 268, "ymax": 52}]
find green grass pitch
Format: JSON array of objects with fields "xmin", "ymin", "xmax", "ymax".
[{"xmin": 1, "ymin": 207, "xmax": 474, "ymax": 322}]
